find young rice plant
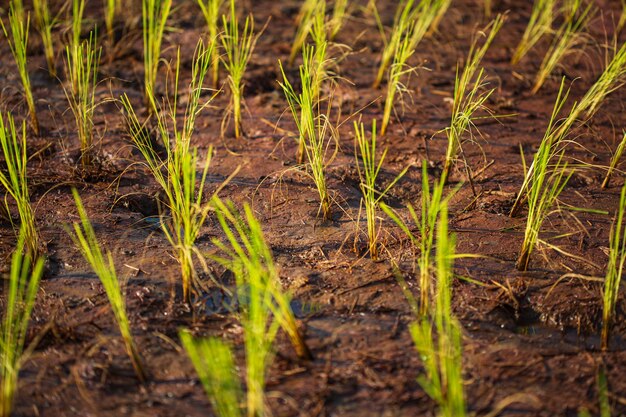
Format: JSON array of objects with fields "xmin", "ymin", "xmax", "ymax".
[
  {"xmin": 601, "ymin": 182, "xmax": 626, "ymax": 350},
  {"xmin": 142, "ymin": 0, "xmax": 172, "ymax": 104},
  {"xmin": 354, "ymin": 119, "xmax": 408, "ymax": 259},
  {"xmin": 441, "ymin": 15, "xmax": 504, "ymax": 185},
  {"xmin": 602, "ymin": 131, "xmax": 626, "ymax": 189},
  {"xmin": 121, "ymin": 40, "xmax": 216, "ymax": 304},
  {"xmin": 0, "ymin": 229, "xmax": 44, "ymax": 417},
  {"xmin": 1, "ymin": 2, "xmax": 40, "ymax": 135},
  {"xmin": 33, "ymin": 0, "xmax": 57, "ymax": 77},
  {"xmin": 68, "ymin": 189, "xmax": 146, "ymax": 382},
  {"xmin": 197, "ymin": 0, "xmax": 225, "ymax": 87},
  {"xmin": 511, "ymin": 0, "xmax": 556, "ymax": 65},
  {"xmin": 410, "ymin": 204, "xmax": 466, "ymax": 417},
  {"xmin": 279, "ymin": 46, "xmax": 337, "ymax": 221},
  {"xmin": 64, "ymin": 32, "xmax": 102, "ymax": 168},
  {"xmin": 220, "ymin": 0, "xmax": 258, "ymax": 139},
  {"xmin": 0, "ymin": 112, "xmax": 39, "ymax": 257}
]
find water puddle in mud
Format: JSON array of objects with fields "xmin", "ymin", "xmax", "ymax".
[
  {"xmin": 200, "ymin": 286, "xmax": 324, "ymax": 319},
  {"xmin": 514, "ymin": 323, "xmax": 626, "ymax": 351}
]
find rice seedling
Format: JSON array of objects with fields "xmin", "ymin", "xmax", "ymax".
[
  {"xmin": 64, "ymin": 32, "xmax": 102, "ymax": 168},
  {"xmin": 373, "ymin": 0, "xmax": 414, "ymax": 89},
  {"xmin": 104, "ymin": 0, "xmax": 121, "ymax": 45},
  {"xmin": 289, "ymin": 0, "xmax": 319, "ymax": 65},
  {"xmin": 207, "ymin": 198, "xmax": 311, "ymax": 415},
  {"xmin": 511, "ymin": 0, "xmax": 556, "ymax": 65},
  {"xmin": 68, "ymin": 189, "xmax": 146, "ymax": 382},
  {"xmin": 601, "ymin": 182, "xmax": 626, "ymax": 349},
  {"xmin": 381, "ymin": 163, "xmax": 448, "ymax": 317},
  {"xmin": 210, "ymin": 197, "xmax": 312, "ymax": 361},
  {"xmin": 441, "ymin": 15, "xmax": 504, "ymax": 185},
  {"xmin": 1, "ymin": 2, "xmax": 40, "ymax": 135},
  {"xmin": 179, "ymin": 332, "xmax": 242, "ymax": 417},
  {"xmin": 220, "ymin": 0, "xmax": 257, "ymax": 139},
  {"xmin": 410, "ymin": 204, "xmax": 466, "ymax": 417},
  {"xmin": 121, "ymin": 39, "xmax": 216, "ymax": 304},
  {"xmin": 197, "ymin": 0, "xmax": 225, "ymax": 88},
  {"xmin": 354, "ymin": 119, "xmax": 408, "ymax": 260},
  {"xmin": 516, "ymin": 81, "xmax": 574, "ymax": 271},
  {"xmin": 427, "ymin": 0, "xmax": 451, "ymax": 35},
  {"xmin": 278, "ymin": 46, "xmax": 336, "ymax": 220},
  {"xmin": 142, "ymin": 0, "xmax": 172, "ymax": 104},
  {"xmin": 33, "ymin": 0, "xmax": 57, "ymax": 77},
  {"xmin": 0, "ymin": 112, "xmax": 39, "ymax": 258},
  {"xmin": 601, "ymin": 131, "xmax": 626, "ymax": 189},
  {"xmin": 532, "ymin": 3, "xmax": 593, "ymax": 94},
  {"xmin": 328, "ymin": 0, "xmax": 349, "ymax": 40},
  {"xmin": 0, "ymin": 229, "xmax": 45, "ymax": 417}
]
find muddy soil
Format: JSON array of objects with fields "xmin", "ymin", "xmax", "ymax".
[{"xmin": 2, "ymin": 0, "xmax": 626, "ymax": 416}]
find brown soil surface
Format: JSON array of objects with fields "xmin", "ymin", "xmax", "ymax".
[{"xmin": 2, "ymin": 0, "xmax": 626, "ymax": 416}]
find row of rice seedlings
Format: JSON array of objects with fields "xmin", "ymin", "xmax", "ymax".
[
  {"xmin": 510, "ymin": 42, "xmax": 626, "ymax": 216},
  {"xmin": 220, "ymin": 0, "xmax": 257, "ymax": 139},
  {"xmin": 441, "ymin": 15, "xmax": 504, "ymax": 186},
  {"xmin": 121, "ymin": 39, "xmax": 215, "ymax": 304},
  {"xmin": 516, "ymin": 80, "xmax": 574, "ymax": 271},
  {"xmin": 382, "ymin": 163, "xmax": 449, "ymax": 316},
  {"xmin": 197, "ymin": 0, "xmax": 225, "ymax": 88},
  {"xmin": 182, "ymin": 199, "xmax": 310, "ymax": 416},
  {"xmin": 0, "ymin": 112, "xmax": 39, "ymax": 257},
  {"xmin": 68, "ymin": 189, "xmax": 146, "ymax": 381},
  {"xmin": 354, "ymin": 119, "xmax": 408, "ymax": 260},
  {"xmin": 142, "ymin": 0, "xmax": 172, "ymax": 104},
  {"xmin": 601, "ymin": 131, "xmax": 626, "ymax": 189},
  {"xmin": 289, "ymin": 0, "xmax": 320, "ymax": 65},
  {"xmin": 279, "ymin": 45, "xmax": 336, "ymax": 220},
  {"xmin": 601, "ymin": 181, "xmax": 626, "ymax": 350},
  {"xmin": 532, "ymin": 1, "xmax": 594, "ymax": 94},
  {"xmin": 328, "ymin": 0, "xmax": 349, "ymax": 41},
  {"xmin": 0, "ymin": 229, "xmax": 45, "ymax": 417},
  {"xmin": 64, "ymin": 31, "xmax": 101, "ymax": 168},
  {"xmin": 1, "ymin": 1, "xmax": 39, "ymax": 135},
  {"xmin": 511, "ymin": 0, "xmax": 555, "ymax": 65},
  {"xmin": 33, "ymin": 0, "xmax": 57, "ymax": 77},
  {"xmin": 411, "ymin": 204, "xmax": 466, "ymax": 417}
]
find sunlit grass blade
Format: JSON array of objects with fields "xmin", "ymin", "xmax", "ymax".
[
  {"xmin": 511, "ymin": 0, "xmax": 556, "ymax": 65},
  {"xmin": 411, "ymin": 204, "xmax": 466, "ymax": 417},
  {"xmin": 601, "ymin": 182, "xmax": 626, "ymax": 349},
  {"xmin": 64, "ymin": 31, "xmax": 102, "ymax": 168},
  {"xmin": 1, "ymin": 2, "xmax": 39, "ymax": 135},
  {"xmin": 33, "ymin": 0, "xmax": 57, "ymax": 77},
  {"xmin": 121, "ymin": 39, "xmax": 217, "ymax": 304},
  {"xmin": 0, "ymin": 229, "xmax": 45, "ymax": 417},
  {"xmin": 0, "ymin": 112, "xmax": 39, "ymax": 257},
  {"xmin": 220, "ymin": 0, "xmax": 257, "ymax": 139},
  {"xmin": 197, "ymin": 0, "xmax": 225, "ymax": 87},
  {"xmin": 179, "ymin": 332, "xmax": 243, "ymax": 417},
  {"xmin": 142, "ymin": 0, "xmax": 172, "ymax": 104},
  {"xmin": 210, "ymin": 197, "xmax": 312, "ymax": 361},
  {"xmin": 354, "ymin": 119, "xmax": 408, "ymax": 259},
  {"xmin": 532, "ymin": 3, "xmax": 593, "ymax": 94},
  {"xmin": 69, "ymin": 189, "xmax": 146, "ymax": 382},
  {"xmin": 602, "ymin": 131, "xmax": 626, "ymax": 189},
  {"xmin": 441, "ymin": 15, "xmax": 504, "ymax": 185}
]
